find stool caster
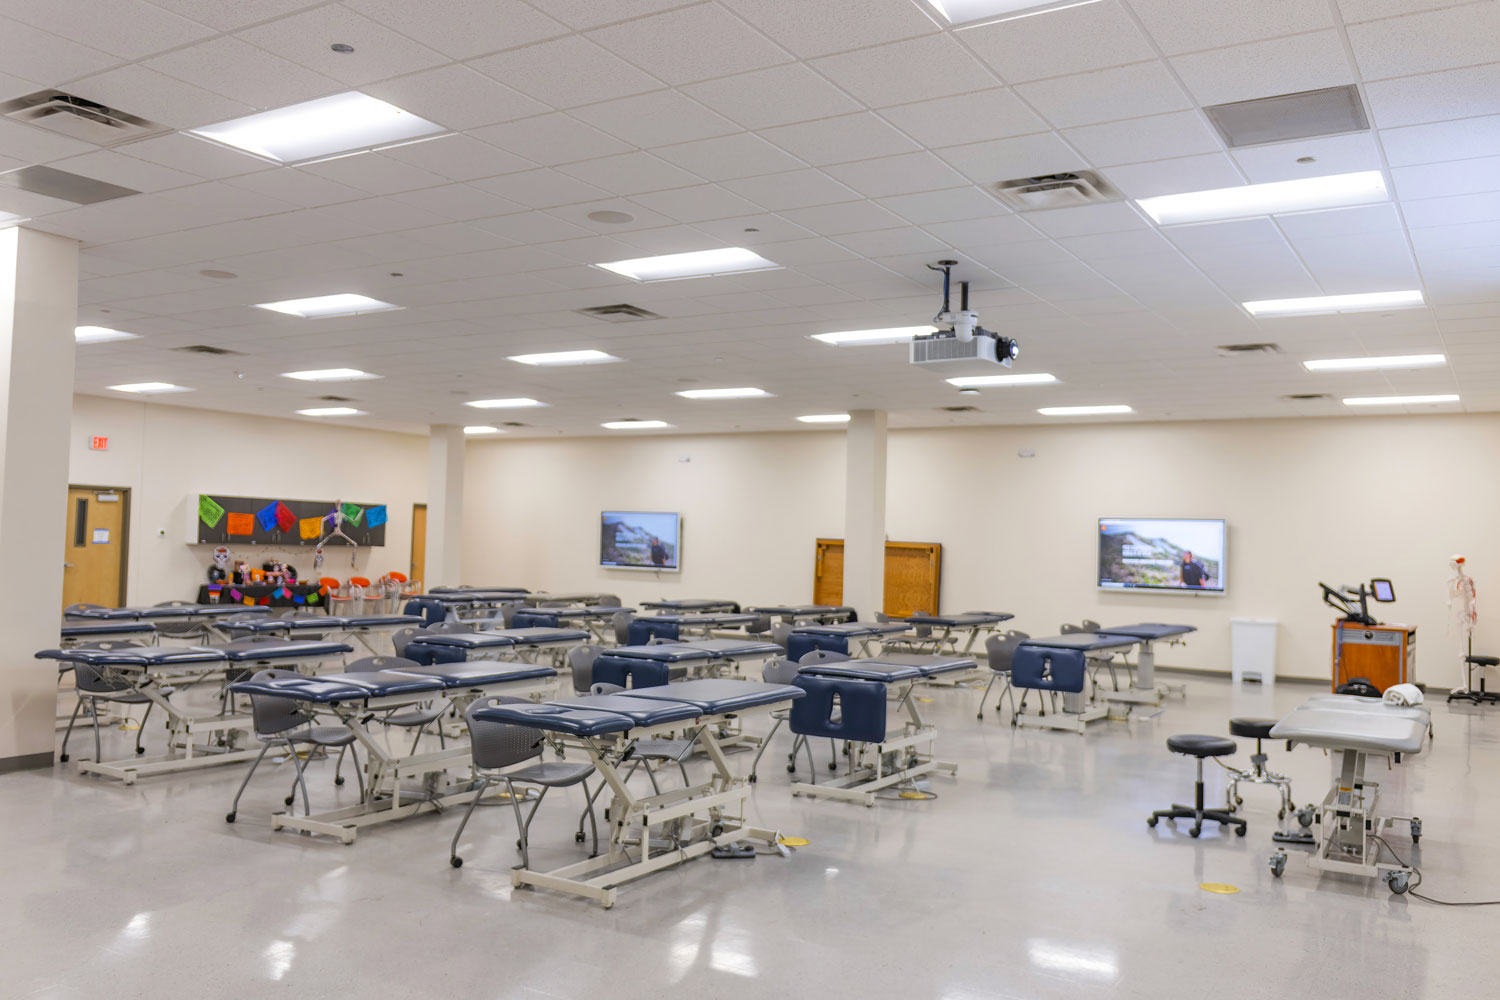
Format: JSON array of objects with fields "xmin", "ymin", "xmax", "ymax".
[
  {"xmin": 225, "ymin": 812, "xmax": 236, "ymax": 823},
  {"xmin": 1146, "ymin": 815, "xmax": 1158, "ymax": 827},
  {"xmin": 1268, "ymin": 850, "xmax": 1286, "ymax": 877},
  {"xmin": 1297, "ymin": 806, "xmax": 1315, "ymax": 828},
  {"xmin": 1235, "ymin": 824, "xmax": 1246, "ymax": 837},
  {"xmin": 450, "ymin": 856, "xmax": 463, "ymax": 868},
  {"xmin": 1385, "ymin": 869, "xmax": 1412, "ymax": 895}
]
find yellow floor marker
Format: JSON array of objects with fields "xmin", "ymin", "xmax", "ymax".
[
  {"xmin": 1200, "ymin": 883, "xmax": 1240, "ymax": 894},
  {"xmin": 778, "ymin": 836, "xmax": 810, "ymax": 848},
  {"xmin": 898, "ymin": 790, "xmax": 936, "ymax": 800}
]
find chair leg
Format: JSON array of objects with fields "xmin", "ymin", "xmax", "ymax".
[
  {"xmin": 576, "ymin": 778, "xmax": 600, "ymax": 857},
  {"xmin": 749, "ymin": 716, "xmax": 784, "ymax": 781},
  {"xmin": 801, "ymin": 736, "xmax": 817, "ymax": 784},
  {"xmin": 227, "ymin": 741, "xmax": 274, "ymax": 822},
  {"xmin": 347, "ymin": 742, "xmax": 365, "ymax": 803},
  {"xmin": 91, "ymin": 698, "xmax": 103, "ymax": 763},
  {"xmin": 135, "ymin": 701, "xmax": 155, "ymax": 755},
  {"xmin": 645, "ymin": 761, "xmax": 662, "ymax": 795},
  {"xmin": 450, "ymin": 776, "xmax": 490, "ymax": 866},
  {"xmin": 60, "ymin": 698, "xmax": 83, "ymax": 761},
  {"xmin": 288, "ymin": 742, "xmax": 313, "ymax": 817},
  {"xmin": 977, "ymin": 673, "xmax": 997, "ymax": 719},
  {"xmin": 510, "ymin": 778, "xmax": 547, "ymax": 871}
]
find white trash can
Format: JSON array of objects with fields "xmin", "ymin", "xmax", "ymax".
[{"xmin": 1231, "ymin": 618, "xmax": 1278, "ymax": 687}]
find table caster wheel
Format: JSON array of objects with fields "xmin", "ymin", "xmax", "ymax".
[
  {"xmin": 1385, "ymin": 870, "xmax": 1411, "ymax": 895},
  {"xmin": 1297, "ymin": 807, "xmax": 1315, "ymax": 828},
  {"xmin": 1268, "ymin": 851, "xmax": 1286, "ymax": 877},
  {"xmin": 1410, "ymin": 817, "xmax": 1422, "ymax": 843},
  {"xmin": 284, "ymin": 795, "xmax": 295, "ymax": 806},
  {"xmin": 450, "ymin": 856, "xmax": 463, "ymax": 868},
  {"xmin": 711, "ymin": 823, "xmax": 724, "ymax": 837},
  {"xmin": 1234, "ymin": 795, "xmax": 1243, "ymax": 806},
  {"xmin": 1147, "ymin": 815, "xmax": 1158, "ymax": 827},
  {"xmin": 335, "ymin": 776, "xmax": 345, "ymax": 785},
  {"xmin": 225, "ymin": 812, "xmax": 236, "ymax": 823}
]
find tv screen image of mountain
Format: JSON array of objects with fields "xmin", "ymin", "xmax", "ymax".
[
  {"xmin": 1097, "ymin": 518, "xmax": 1226, "ymax": 594},
  {"xmin": 600, "ymin": 511, "xmax": 681, "ymax": 571}
]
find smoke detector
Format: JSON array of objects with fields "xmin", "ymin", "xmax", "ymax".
[
  {"xmin": 0, "ymin": 90, "xmax": 167, "ymax": 146},
  {"xmin": 993, "ymin": 171, "xmax": 1121, "ymax": 211}
]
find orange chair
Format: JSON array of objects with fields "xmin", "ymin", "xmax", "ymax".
[
  {"xmin": 380, "ymin": 572, "xmax": 413, "ymax": 613},
  {"xmin": 348, "ymin": 576, "xmax": 372, "ymax": 615},
  {"xmin": 320, "ymin": 576, "xmax": 349, "ymax": 615}
]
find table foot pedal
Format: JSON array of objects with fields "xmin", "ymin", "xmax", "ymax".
[
  {"xmin": 711, "ymin": 842, "xmax": 757, "ymax": 860},
  {"xmin": 1272, "ymin": 830, "xmax": 1316, "ymax": 846}
]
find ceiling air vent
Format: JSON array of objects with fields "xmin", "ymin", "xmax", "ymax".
[
  {"xmin": 576, "ymin": 303, "xmax": 663, "ymax": 323},
  {"xmin": 172, "ymin": 344, "xmax": 241, "ymax": 356},
  {"xmin": 1283, "ymin": 393, "xmax": 1332, "ymax": 401},
  {"xmin": 0, "ymin": 165, "xmax": 137, "ymax": 205},
  {"xmin": 0, "ymin": 90, "xmax": 168, "ymax": 146},
  {"xmin": 1204, "ymin": 86, "xmax": 1369, "ymax": 148},
  {"xmin": 993, "ymin": 171, "xmax": 1121, "ymax": 211},
  {"xmin": 940, "ymin": 405, "xmax": 979, "ymax": 413},
  {"xmin": 1216, "ymin": 343, "xmax": 1281, "ymax": 355}
]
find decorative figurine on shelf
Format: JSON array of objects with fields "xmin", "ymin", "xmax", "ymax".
[
  {"xmin": 207, "ymin": 545, "xmax": 231, "ymax": 583},
  {"xmin": 264, "ymin": 558, "xmax": 290, "ymax": 586},
  {"xmin": 314, "ymin": 545, "xmax": 324, "ymax": 572},
  {"xmin": 232, "ymin": 560, "xmax": 250, "ymax": 585}
]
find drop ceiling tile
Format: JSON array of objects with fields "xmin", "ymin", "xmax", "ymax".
[
  {"xmin": 833, "ymin": 226, "xmax": 951, "ymax": 259},
  {"xmin": 0, "ymin": 15, "xmax": 121, "ymax": 83},
  {"xmin": 470, "ymin": 168, "xmax": 612, "ymax": 209},
  {"xmin": 1016, "ymin": 62, "xmax": 1192, "ymax": 129},
  {"xmin": 0, "ymin": 0, "xmax": 213, "ymax": 60},
  {"xmin": 467, "ymin": 35, "xmax": 664, "ymax": 110},
  {"xmin": 377, "ymin": 134, "xmax": 534, "ymax": 182},
  {"xmin": 113, "ymin": 132, "xmax": 274, "ymax": 180},
  {"xmin": 878, "ymin": 186, "xmax": 1008, "ymax": 225},
  {"xmin": 1392, "ymin": 153, "xmax": 1500, "ymax": 201},
  {"xmin": 1365, "ymin": 64, "xmax": 1500, "ymax": 129},
  {"xmin": 1169, "ymin": 30, "xmax": 1354, "ymax": 108},
  {"xmin": 681, "ymin": 64, "xmax": 863, "ymax": 130},
  {"xmin": 1335, "ymin": 0, "xmax": 1463, "ymax": 23},
  {"xmin": 49, "ymin": 150, "xmax": 201, "ymax": 193},
  {"xmin": 236, "ymin": 5, "xmax": 450, "ymax": 87},
  {"xmin": 1401, "ymin": 191, "xmax": 1500, "ymax": 230},
  {"xmin": 1163, "ymin": 217, "xmax": 1285, "ymax": 251},
  {"xmin": 587, "ymin": 4, "xmax": 791, "ymax": 85},
  {"xmin": 1231, "ymin": 133, "xmax": 1381, "ymax": 184},
  {"xmin": 298, "ymin": 151, "xmax": 447, "ymax": 196},
  {"xmin": 1347, "ymin": 2, "xmax": 1500, "ymax": 82},
  {"xmin": 780, "ymin": 200, "xmax": 909, "ymax": 236},
  {"xmin": 556, "ymin": 152, "xmax": 704, "ymax": 195},
  {"xmin": 921, "ymin": 214, "xmax": 1044, "ymax": 246},
  {"xmin": 960, "ymin": 0, "xmax": 1156, "ymax": 84},
  {"xmin": 571, "ymin": 92, "xmax": 740, "ymax": 148},
  {"xmin": 388, "ymin": 182, "xmax": 526, "ymax": 220},
  {"xmin": 718, "ymin": 0, "xmax": 940, "ymax": 59},
  {"xmin": 1063, "ymin": 110, "xmax": 1222, "ymax": 166},
  {"xmin": 536, "ymin": 0, "xmax": 695, "ymax": 30},
  {"xmin": 718, "ymin": 169, "xmax": 862, "ymax": 211},
  {"xmin": 629, "ymin": 184, "xmax": 765, "ymax": 223},
  {"xmin": 935, "ymin": 132, "xmax": 1087, "ymax": 185},
  {"xmin": 1127, "ymin": 0, "xmax": 1335, "ymax": 56},
  {"xmin": 1275, "ymin": 203, "xmax": 1403, "ymax": 239},
  {"xmin": 1101, "ymin": 153, "xmax": 1244, "ymax": 199},
  {"xmin": 220, "ymin": 168, "xmax": 368, "ymax": 210},
  {"xmin": 1026, "ymin": 201, "xmax": 1150, "ymax": 238},
  {"xmin": 551, "ymin": 201, "xmax": 680, "ymax": 235},
  {"xmin": 343, "ymin": 0, "xmax": 567, "ymax": 59},
  {"xmin": 1287, "ymin": 231, "xmax": 1418, "ymax": 291},
  {"xmin": 1380, "ymin": 114, "xmax": 1500, "ymax": 168},
  {"xmin": 1054, "ymin": 228, "xmax": 1174, "ymax": 259},
  {"xmin": 144, "ymin": 36, "xmax": 342, "ymax": 110},
  {"xmin": 689, "ymin": 213, "xmax": 814, "ymax": 246},
  {"xmin": 812, "ymin": 33, "xmax": 997, "ymax": 108},
  {"xmin": 652, "ymin": 134, "xmax": 806, "ymax": 182},
  {"xmin": 363, "ymin": 66, "xmax": 550, "ymax": 131},
  {"xmin": 822, "ymin": 152, "xmax": 969, "ymax": 199},
  {"xmin": 470, "ymin": 114, "xmax": 634, "ymax": 167}
]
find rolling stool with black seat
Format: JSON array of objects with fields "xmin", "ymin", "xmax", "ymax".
[
  {"xmin": 1148, "ymin": 734, "xmax": 1246, "ymax": 838},
  {"xmin": 1449, "ymin": 654, "xmax": 1500, "ymax": 705},
  {"xmin": 1225, "ymin": 717, "xmax": 1314, "ymax": 844}
]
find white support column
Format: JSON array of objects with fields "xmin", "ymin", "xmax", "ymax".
[
  {"xmin": 842, "ymin": 409, "xmax": 887, "ymax": 620},
  {"xmin": 0, "ymin": 227, "xmax": 79, "ymax": 769},
  {"xmin": 425, "ymin": 424, "xmax": 465, "ymax": 588}
]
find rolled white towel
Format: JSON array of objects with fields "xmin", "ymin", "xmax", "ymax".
[{"xmin": 1384, "ymin": 682, "xmax": 1424, "ymax": 706}]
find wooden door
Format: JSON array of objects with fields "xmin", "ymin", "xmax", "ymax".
[
  {"xmin": 811, "ymin": 538, "xmax": 941, "ymax": 616},
  {"xmin": 62, "ymin": 486, "xmax": 127, "ymax": 609},
  {"xmin": 410, "ymin": 504, "xmax": 427, "ymax": 587}
]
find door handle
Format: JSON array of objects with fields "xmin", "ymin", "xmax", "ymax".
[{"xmin": 63, "ymin": 562, "xmax": 75, "ymax": 568}]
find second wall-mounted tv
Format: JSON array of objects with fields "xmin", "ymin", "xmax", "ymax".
[
  {"xmin": 1098, "ymin": 517, "xmax": 1226, "ymax": 594},
  {"xmin": 601, "ymin": 511, "xmax": 681, "ymax": 571}
]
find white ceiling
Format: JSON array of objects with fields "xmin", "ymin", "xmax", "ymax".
[{"xmin": 3, "ymin": 0, "xmax": 1497, "ymax": 436}]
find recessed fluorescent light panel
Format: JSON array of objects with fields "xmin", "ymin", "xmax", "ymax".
[
  {"xmin": 189, "ymin": 92, "xmax": 444, "ymax": 163},
  {"xmin": 508, "ymin": 350, "xmax": 621, "ymax": 366},
  {"xmin": 75, "ymin": 325, "xmax": 139, "ymax": 344},
  {"xmin": 928, "ymin": 0, "xmax": 1102, "ymax": 27},
  {"xmin": 296, "ymin": 406, "xmax": 364, "ymax": 416},
  {"xmin": 464, "ymin": 425, "xmax": 502, "ymax": 435},
  {"xmin": 281, "ymin": 368, "xmax": 380, "ymax": 381},
  {"xmin": 675, "ymin": 387, "xmax": 772, "ymax": 400},
  {"xmin": 1243, "ymin": 290, "xmax": 1423, "ymax": 317},
  {"xmin": 464, "ymin": 398, "xmax": 544, "ymax": 409},
  {"xmin": 797, "ymin": 414, "xmax": 851, "ymax": 423},
  {"xmin": 602, "ymin": 420, "xmax": 672, "ymax": 430},
  {"xmin": 812, "ymin": 326, "xmax": 937, "ymax": 346},
  {"xmin": 1137, "ymin": 170, "xmax": 1387, "ymax": 225},
  {"xmin": 255, "ymin": 293, "xmax": 402, "ymax": 319},
  {"xmin": 596, "ymin": 248, "xmax": 777, "ymax": 281},
  {"xmin": 946, "ymin": 373, "xmax": 1058, "ymax": 387},
  {"xmin": 1037, "ymin": 404, "xmax": 1132, "ymax": 416},
  {"xmin": 108, "ymin": 382, "xmax": 191, "ymax": 394},
  {"xmin": 1342, "ymin": 394, "xmax": 1459, "ymax": 407},
  {"xmin": 1304, "ymin": 354, "xmax": 1445, "ymax": 372}
]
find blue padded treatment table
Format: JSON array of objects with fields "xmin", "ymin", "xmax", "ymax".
[
  {"xmin": 66, "ymin": 604, "xmax": 273, "ymax": 621},
  {"xmin": 470, "ymin": 701, "xmax": 642, "ymax": 737},
  {"xmin": 799, "ymin": 661, "xmax": 923, "ymax": 682},
  {"xmin": 852, "ymin": 652, "xmax": 978, "ymax": 678},
  {"xmin": 904, "ymin": 612, "xmax": 1014, "ymax": 627},
  {"xmin": 60, "ymin": 621, "xmax": 157, "ymax": 642},
  {"xmin": 513, "ymin": 607, "xmax": 631, "ymax": 628},
  {"xmin": 37, "ymin": 642, "xmax": 227, "ymax": 669},
  {"xmin": 219, "ymin": 614, "xmax": 347, "ymax": 635},
  {"xmin": 639, "ymin": 599, "xmax": 740, "ymax": 612},
  {"xmin": 787, "ymin": 620, "xmax": 909, "ymax": 661},
  {"xmin": 430, "ymin": 586, "xmax": 529, "ymax": 594},
  {"xmin": 388, "ymin": 661, "xmax": 556, "ymax": 689},
  {"xmin": 1020, "ymin": 633, "xmax": 1140, "ymax": 653},
  {"xmin": 1096, "ymin": 623, "xmax": 1196, "ymax": 640},
  {"xmin": 215, "ymin": 637, "xmax": 355, "ymax": 664},
  {"xmin": 230, "ymin": 668, "xmax": 443, "ymax": 705},
  {"xmin": 746, "ymin": 604, "xmax": 855, "ymax": 622},
  {"xmin": 593, "ymin": 644, "xmax": 717, "ymax": 689},
  {"xmin": 1093, "ymin": 622, "xmax": 1196, "ymax": 698},
  {"xmin": 617, "ymin": 678, "xmax": 803, "ymax": 714},
  {"xmin": 643, "ymin": 612, "xmax": 755, "ymax": 627},
  {"xmin": 675, "ymin": 638, "xmax": 783, "ymax": 659},
  {"xmin": 627, "ymin": 618, "xmax": 680, "ymax": 645},
  {"xmin": 402, "ymin": 631, "xmax": 515, "ymax": 665}
]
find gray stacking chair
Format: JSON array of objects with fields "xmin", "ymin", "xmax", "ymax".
[
  {"xmin": 226, "ymin": 668, "xmax": 363, "ymax": 824},
  {"xmin": 390, "ymin": 627, "xmax": 420, "ymax": 658},
  {"xmin": 769, "ymin": 622, "xmax": 792, "ymax": 650},
  {"xmin": 611, "ymin": 611, "xmax": 633, "ymax": 646},
  {"xmin": 579, "ymin": 681, "xmax": 694, "ymax": 795},
  {"xmin": 425, "ymin": 620, "xmax": 472, "ymax": 635},
  {"xmin": 748, "ymin": 656, "xmax": 800, "ymax": 783},
  {"xmin": 59, "ymin": 647, "xmax": 169, "ymax": 764},
  {"xmin": 1062, "ymin": 621, "xmax": 1117, "ymax": 691},
  {"xmin": 345, "ymin": 656, "xmax": 446, "ymax": 750},
  {"xmin": 597, "ymin": 594, "xmax": 621, "ymax": 609},
  {"xmin": 152, "ymin": 599, "xmax": 209, "ymax": 641},
  {"xmin": 977, "ymin": 630, "xmax": 1029, "ymax": 720},
  {"xmin": 449, "ymin": 696, "xmax": 599, "ymax": 869},
  {"xmin": 745, "ymin": 613, "xmax": 772, "ymax": 636},
  {"xmin": 498, "ymin": 601, "xmax": 523, "ymax": 628},
  {"xmin": 568, "ymin": 644, "xmax": 603, "ymax": 695}
]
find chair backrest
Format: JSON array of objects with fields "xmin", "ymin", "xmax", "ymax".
[
  {"xmin": 244, "ymin": 668, "xmax": 311, "ymax": 736},
  {"xmin": 762, "ymin": 656, "xmax": 800, "ymax": 685},
  {"xmin": 403, "ymin": 597, "xmax": 446, "ymax": 624},
  {"xmin": 1080, "ymin": 619, "xmax": 1102, "ymax": 632},
  {"xmin": 500, "ymin": 601, "xmax": 522, "ymax": 628},
  {"xmin": 319, "ymin": 577, "xmax": 342, "ymax": 593},
  {"xmin": 1061, "ymin": 621, "xmax": 1101, "ymax": 634},
  {"xmin": 345, "ymin": 655, "xmax": 420, "ymax": 674},
  {"xmin": 349, "ymin": 576, "xmax": 371, "ymax": 589},
  {"xmin": 425, "ymin": 620, "xmax": 473, "ymax": 635},
  {"xmin": 590, "ymin": 682, "xmax": 625, "ymax": 695},
  {"xmin": 770, "ymin": 622, "xmax": 792, "ymax": 649},
  {"xmin": 745, "ymin": 613, "xmax": 771, "ymax": 635},
  {"xmin": 597, "ymin": 594, "xmax": 621, "ymax": 608},
  {"xmin": 387, "ymin": 571, "xmax": 408, "ymax": 584},
  {"xmin": 798, "ymin": 648, "xmax": 850, "ymax": 665},
  {"xmin": 391, "ymin": 627, "xmax": 420, "ymax": 656},
  {"xmin": 72, "ymin": 658, "xmax": 135, "ymax": 694},
  {"xmin": 568, "ymin": 644, "xmax": 603, "ymax": 694},
  {"xmin": 465, "ymin": 696, "xmax": 545, "ymax": 770},
  {"xmin": 984, "ymin": 630, "xmax": 1030, "ymax": 674},
  {"xmin": 612, "ymin": 611, "xmax": 633, "ymax": 645},
  {"xmin": 1060, "ymin": 622, "xmax": 1085, "ymax": 634}
]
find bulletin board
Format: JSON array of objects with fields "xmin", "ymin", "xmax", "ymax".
[{"xmin": 195, "ymin": 494, "xmax": 387, "ymax": 547}]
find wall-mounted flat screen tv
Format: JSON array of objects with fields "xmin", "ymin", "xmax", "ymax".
[
  {"xmin": 1098, "ymin": 517, "xmax": 1226, "ymax": 594},
  {"xmin": 601, "ymin": 511, "xmax": 681, "ymax": 571}
]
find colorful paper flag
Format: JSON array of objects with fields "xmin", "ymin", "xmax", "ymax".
[
  {"xmin": 274, "ymin": 501, "xmax": 295, "ymax": 533},
  {"xmin": 340, "ymin": 502, "xmax": 364, "ymax": 525},
  {"xmin": 293, "ymin": 594, "xmax": 306, "ymax": 605},
  {"xmin": 365, "ymin": 504, "xmax": 387, "ymax": 528},
  {"xmin": 299, "ymin": 516, "xmax": 322, "ymax": 540},
  {"xmin": 225, "ymin": 512, "xmax": 254, "ymax": 536},
  {"xmin": 306, "ymin": 593, "xmax": 319, "ymax": 605},
  {"xmin": 229, "ymin": 588, "xmax": 242, "ymax": 601},
  {"xmin": 255, "ymin": 501, "xmax": 279, "ymax": 533},
  {"xmin": 198, "ymin": 495, "xmax": 225, "ymax": 529}
]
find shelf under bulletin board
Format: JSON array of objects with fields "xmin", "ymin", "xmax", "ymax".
[{"xmin": 194, "ymin": 494, "xmax": 387, "ymax": 547}]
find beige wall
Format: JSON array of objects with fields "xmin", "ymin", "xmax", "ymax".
[{"xmin": 68, "ymin": 394, "xmax": 426, "ymax": 605}]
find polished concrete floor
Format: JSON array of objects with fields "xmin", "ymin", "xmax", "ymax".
[{"xmin": 5, "ymin": 672, "xmax": 1499, "ymax": 999}]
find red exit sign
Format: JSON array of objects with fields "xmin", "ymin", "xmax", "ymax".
[{"xmin": 89, "ymin": 436, "xmax": 108, "ymax": 451}]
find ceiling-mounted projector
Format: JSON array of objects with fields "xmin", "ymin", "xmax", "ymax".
[{"xmin": 911, "ymin": 260, "xmax": 1019, "ymax": 370}]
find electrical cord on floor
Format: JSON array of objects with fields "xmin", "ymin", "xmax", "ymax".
[{"xmin": 1372, "ymin": 835, "xmax": 1500, "ymax": 906}]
